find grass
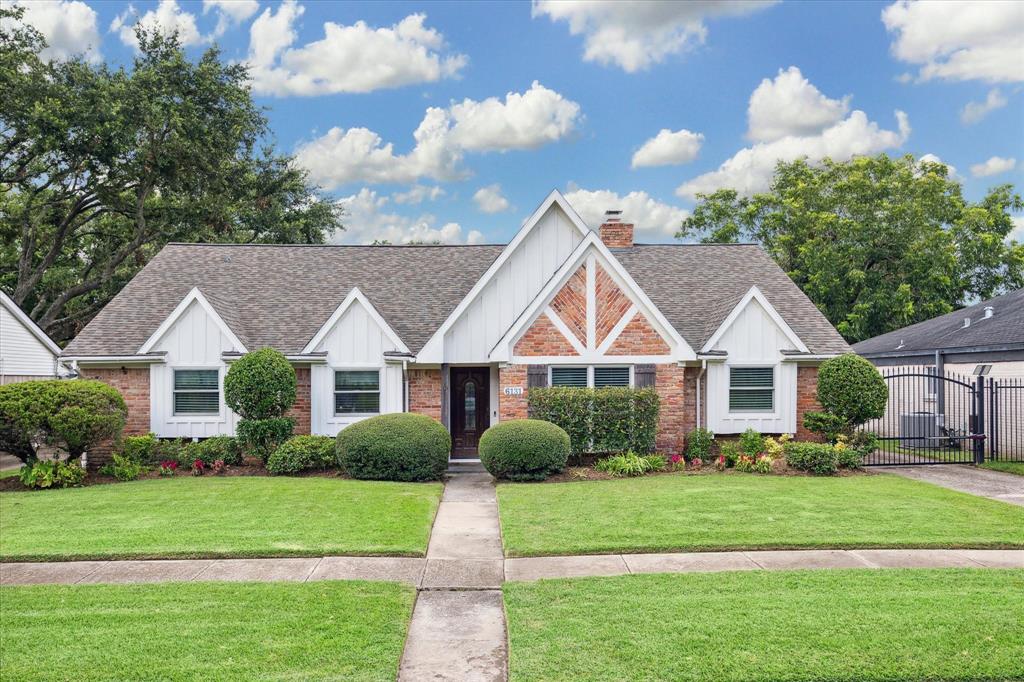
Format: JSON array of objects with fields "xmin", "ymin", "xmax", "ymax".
[
  {"xmin": 982, "ymin": 461, "xmax": 1024, "ymax": 476},
  {"xmin": 0, "ymin": 468, "xmax": 19, "ymax": 479},
  {"xmin": 0, "ymin": 580, "xmax": 414, "ymax": 682},
  {"xmin": 504, "ymin": 569, "xmax": 1024, "ymax": 681},
  {"xmin": 496, "ymin": 473, "xmax": 1024, "ymax": 556},
  {"xmin": 0, "ymin": 476, "xmax": 441, "ymax": 561}
]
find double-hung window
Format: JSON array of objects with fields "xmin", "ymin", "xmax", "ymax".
[
  {"xmin": 173, "ymin": 369, "xmax": 220, "ymax": 416},
  {"xmin": 728, "ymin": 367, "xmax": 774, "ymax": 412},
  {"xmin": 550, "ymin": 366, "xmax": 631, "ymax": 388},
  {"xmin": 335, "ymin": 370, "xmax": 380, "ymax": 415}
]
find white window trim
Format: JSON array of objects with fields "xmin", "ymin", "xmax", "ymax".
[
  {"xmin": 549, "ymin": 365, "xmax": 633, "ymax": 388},
  {"xmin": 727, "ymin": 364, "xmax": 777, "ymax": 417},
  {"xmin": 333, "ymin": 368, "xmax": 382, "ymax": 417},
  {"xmin": 171, "ymin": 366, "xmax": 223, "ymax": 420}
]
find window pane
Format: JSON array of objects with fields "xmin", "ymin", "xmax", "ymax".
[
  {"xmin": 594, "ymin": 366, "xmax": 629, "ymax": 388},
  {"xmin": 551, "ymin": 367, "xmax": 587, "ymax": 387},
  {"xmin": 174, "ymin": 369, "xmax": 218, "ymax": 390},
  {"xmin": 729, "ymin": 367, "xmax": 773, "ymax": 387},
  {"xmin": 729, "ymin": 389, "xmax": 774, "ymax": 412},
  {"xmin": 464, "ymin": 381, "xmax": 476, "ymax": 429},
  {"xmin": 335, "ymin": 392, "xmax": 380, "ymax": 414},
  {"xmin": 335, "ymin": 370, "xmax": 380, "ymax": 390},
  {"xmin": 174, "ymin": 391, "xmax": 219, "ymax": 414}
]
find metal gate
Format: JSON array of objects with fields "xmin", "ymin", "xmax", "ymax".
[
  {"xmin": 861, "ymin": 368, "xmax": 985, "ymax": 466},
  {"xmin": 989, "ymin": 377, "xmax": 1024, "ymax": 462}
]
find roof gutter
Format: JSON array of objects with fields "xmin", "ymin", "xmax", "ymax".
[{"xmin": 61, "ymin": 354, "xmax": 167, "ymax": 365}]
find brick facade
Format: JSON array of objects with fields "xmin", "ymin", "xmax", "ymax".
[
  {"xmin": 655, "ymin": 364, "xmax": 690, "ymax": 453},
  {"xmin": 514, "ymin": 314, "xmax": 580, "ymax": 356},
  {"xmin": 796, "ymin": 365, "xmax": 823, "ymax": 441},
  {"xmin": 607, "ymin": 314, "xmax": 671, "ymax": 355},
  {"xmin": 286, "ymin": 367, "xmax": 311, "ymax": 435},
  {"xmin": 599, "ymin": 221, "xmax": 634, "ymax": 248},
  {"xmin": 595, "ymin": 264, "xmax": 631, "ymax": 347},
  {"xmin": 79, "ymin": 366, "xmax": 150, "ymax": 469},
  {"xmin": 549, "ymin": 264, "xmax": 587, "ymax": 345},
  {"xmin": 408, "ymin": 368, "xmax": 442, "ymax": 421},
  {"xmin": 498, "ymin": 364, "xmax": 528, "ymax": 421}
]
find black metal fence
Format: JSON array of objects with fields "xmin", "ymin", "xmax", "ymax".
[{"xmin": 860, "ymin": 367, "xmax": 1023, "ymax": 466}]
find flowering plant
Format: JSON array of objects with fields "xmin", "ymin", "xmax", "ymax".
[
  {"xmin": 754, "ymin": 454, "xmax": 773, "ymax": 474},
  {"xmin": 735, "ymin": 455, "xmax": 756, "ymax": 473},
  {"xmin": 670, "ymin": 453, "xmax": 684, "ymax": 471},
  {"xmin": 715, "ymin": 454, "xmax": 726, "ymax": 472},
  {"xmin": 211, "ymin": 459, "xmax": 227, "ymax": 475},
  {"xmin": 689, "ymin": 456, "xmax": 703, "ymax": 471},
  {"xmin": 158, "ymin": 460, "xmax": 178, "ymax": 477},
  {"xmin": 191, "ymin": 459, "xmax": 205, "ymax": 476}
]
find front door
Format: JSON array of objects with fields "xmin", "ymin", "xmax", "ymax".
[{"xmin": 451, "ymin": 367, "xmax": 490, "ymax": 459}]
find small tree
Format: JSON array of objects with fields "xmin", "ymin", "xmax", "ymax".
[
  {"xmin": 224, "ymin": 348, "xmax": 296, "ymax": 460},
  {"xmin": 804, "ymin": 354, "xmax": 887, "ymax": 441}
]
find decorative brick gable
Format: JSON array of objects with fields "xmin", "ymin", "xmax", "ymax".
[
  {"xmin": 607, "ymin": 314, "xmax": 671, "ymax": 355},
  {"xmin": 408, "ymin": 368, "xmax": 442, "ymax": 421},
  {"xmin": 514, "ymin": 314, "xmax": 580, "ymax": 356},
  {"xmin": 595, "ymin": 264, "xmax": 631, "ymax": 348},
  {"xmin": 549, "ymin": 263, "xmax": 587, "ymax": 345}
]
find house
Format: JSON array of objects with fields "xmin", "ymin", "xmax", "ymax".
[
  {"xmin": 60, "ymin": 191, "xmax": 849, "ymax": 461},
  {"xmin": 1, "ymin": 290, "xmax": 63, "ymax": 384}
]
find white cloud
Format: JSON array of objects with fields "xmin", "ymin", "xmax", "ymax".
[
  {"xmin": 882, "ymin": 0, "xmax": 1024, "ymax": 83},
  {"xmin": 960, "ymin": 88, "xmax": 1009, "ymax": 125},
  {"xmin": 918, "ymin": 154, "xmax": 958, "ymax": 181},
  {"xmin": 295, "ymin": 82, "xmax": 582, "ymax": 189},
  {"xmin": 677, "ymin": 110, "xmax": 911, "ymax": 199},
  {"xmin": 203, "ymin": 0, "xmax": 259, "ymax": 37},
  {"xmin": 747, "ymin": 66, "xmax": 850, "ymax": 142},
  {"xmin": 533, "ymin": 0, "xmax": 776, "ymax": 72},
  {"xmin": 3, "ymin": 0, "xmax": 101, "ymax": 62},
  {"xmin": 247, "ymin": 2, "xmax": 467, "ymax": 96},
  {"xmin": 334, "ymin": 188, "xmax": 484, "ymax": 245},
  {"xmin": 111, "ymin": 0, "xmax": 204, "ymax": 49},
  {"xmin": 970, "ymin": 156, "xmax": 1017, "ymax": 178},
  {"xmin": 564, "ymin": 187, "xmax": 689, "ymax": 240},
  {"xmin": 1009, "ymin": 216, "xmax": 1024, "ymax": 244},
  {"xmin": 631, "ymin": 129, "xmax": 703, "ymax": 168},
  {"xmin": 473, "ymin": 184, "xmax": 510, "ymax": 213},
  {"xmin": 392, "ymin": 185, "xmax": 445, "ymax": 205}
]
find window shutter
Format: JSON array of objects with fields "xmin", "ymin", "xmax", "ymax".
[
  {"xmin": 527, "ymin": 364, "xmax": 548, "ymax": 388},
  {"xmin": 634, "ymin": 364, "xmax": 656, "ymax": 388}
]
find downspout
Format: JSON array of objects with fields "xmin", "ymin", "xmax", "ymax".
[
  {"xmin": 695, "ymin": 359, "xmax": 707, "ymax": 429},
  {"xmin": 402, "ymin": 360, "xmax": 409, "ymax": 413}
]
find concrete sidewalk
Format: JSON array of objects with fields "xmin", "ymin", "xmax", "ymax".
[{"xmin": 879, "ymin": 465, "xmax": 1024, "ymax": 506}]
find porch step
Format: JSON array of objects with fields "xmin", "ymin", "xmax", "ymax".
[{"xmin": 447, "ymin": 459, "xmax": 487, "ymax": 474}]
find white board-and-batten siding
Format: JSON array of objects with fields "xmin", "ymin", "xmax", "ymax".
[
  {"xmin": 309, "ymin": 297, "xmax": 403, "ymax": 437},
  {"xmin": 706, "ymin": 296, "xmax": 799, "ymax": 434},
  {"xmin": 0, "ymin": 304, "xmax": 58, "ymax": 379}
]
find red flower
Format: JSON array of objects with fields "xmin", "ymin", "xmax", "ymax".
[{"xmin": 670, "ymin": 454, "xmax": 683, "ymax": 463}]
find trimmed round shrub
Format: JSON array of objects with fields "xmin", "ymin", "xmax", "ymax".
[
  {"xmin": 267, "ymin": 435, "xmax": 336, "ymax": 475},
  {"xmin": 336, "ymin": 414, "xmax": 450, "ymax": 482},
  {"xmin": 479, "ymin": 419, "xmax": 570, "ymax": 481},
  {"xmin": 816, "ymin": 354, "xmax": 888, "ymax": 428},
  {"xmin": 236, "ymin": 417, "xmax": 294, "ymax": 461},
  {"xmin": 183, "ymin": 436, "xmax": 243, "ymax": 466},
  {"xmin": 224, "ymin": 348, "xmax": 296, "ymax": 420}
]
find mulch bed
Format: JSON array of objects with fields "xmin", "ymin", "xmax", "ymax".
[
  {"xmin": 0, "ymin": 465, "xmax": 349, "ymax": 492},
  {"xmin": 542, "ymin": 461, "xmax": 871, "ymax": 483}
]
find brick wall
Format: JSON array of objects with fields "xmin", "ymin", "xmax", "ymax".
[
  {"xmin": 408, "ymin": 368, "xmax": 442, "ymax": 421},
  {"xmin": 796, "ymin": 365, "xmax": 823, "ymax": 441},
  {"xmin": 499, "ymin": 365, "xmax": 528, "ymax": 420},
  {"xmin": 655, "ymin": 364, "xmax": 693, "ymax": 453},
  {"xmin": 607, "ymin": 314, "xmax": 670, "ymax": 355},
  {"xmin": 514, "ymin": 315, "xmax": 580, "ymax": 356},
  {"xmin": 599, "ymin": 221, "xmax": 634, "ymax": 248},
  {"xmin": 79, "ymin": 366, "xmax": 150, "ymax": 469},
  {"xmin": 549, "ymin": 264, "xmax": 587, "ymax": 345},
  {"xmin": 595, "ymin": 264, "xmax": 631, "ymax": 347},
  {"xmin": 287, "ymin": 367, "xmax": 311, "ymax": 435}
]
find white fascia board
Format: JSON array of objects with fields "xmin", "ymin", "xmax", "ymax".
[
  {"xmin": 64, "ymin": 355, "xmax": 166, "ymax": 364},
  {"xmin": 1, "ymin": 290, "xmax": 61, "ymax": 356},
  {"xmin": 416, "ymin": 189, "xmax": 591, "ymax": 363},
  {"xmin": 138, "ymin": 287, "xmax": 247, "ymax": 354},
  {"xmin": 301, "ymin": 287, "xmax": 410, "ymax": 355},
  {"xmin": 701, "ymin": 286, "xmax": 810, "ymax": 354}
]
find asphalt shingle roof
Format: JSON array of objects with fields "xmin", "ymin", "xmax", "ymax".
[
  {"xmin": 64, "ymin": 241, "xmax": 851, "ymax": 357},
  {"xmin": 851, "ymin": 288, "xmax": 1024, "ymax": 356}
]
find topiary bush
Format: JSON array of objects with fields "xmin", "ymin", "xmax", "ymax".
[
  {"xmin": 267, "ymin": 435, "xmax": 337, "ymax": 475},
  {"xmin": 805, "ymin": 354, "xmax": 888, "ymax": 441},
  {"xmin": 183, "ymin": 436, "xmax": 243, "ymax": 466},
  {"xmin": 479, "ymin": 419, "xmax": 570, "ymax": 481},
  {"xmin": 336, "ymin": 413, "xmax": 450, "ymax": 482},
  {"xmin": 224, "ymin": 348, "xmax": 297, "ymax": 420}
]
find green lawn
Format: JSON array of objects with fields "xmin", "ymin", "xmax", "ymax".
[
  {"xmin": 1, "ymin": 580, "xmax": 414, "ymax": 682},
  {"xmin": 496, "ymin": 473, "xmax": 1024, "ymax": 556},
  {"xmin": 504, "ymin": 569, "xmax": 1024, "ymax": 681},
  {"xmin": 0, "ymin": 477, "xmax": 441, "ymax": 561},
  {"xmin": 982, "ymin": 461, "xmax": 1024, "ymax": 476}
]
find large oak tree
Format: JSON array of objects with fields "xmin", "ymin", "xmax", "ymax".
[
  {"xmin": 1, "ymin": 8, "xmax": 342, "ymax": 343},
  {"xmin": 677, "ymin": 154, "xmax": 1023, "ymax": 343}
]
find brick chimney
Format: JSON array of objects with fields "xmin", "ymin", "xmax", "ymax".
[{"xmin": 599, "ymin": 210, "xmax": 634, "ymax": 248}]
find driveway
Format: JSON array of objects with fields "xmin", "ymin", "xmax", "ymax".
[{"xmin": 878, "ymin": 465, "xmax": 1024, "ymax": 506}]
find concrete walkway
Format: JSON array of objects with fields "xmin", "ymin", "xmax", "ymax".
[
  {"xmin": 879, "ymin": 464, "xmax": 1024, "ymax": 506},
  {"xmin": 397, "ymin": 472, "xmax": 507, "ymax": 682}
]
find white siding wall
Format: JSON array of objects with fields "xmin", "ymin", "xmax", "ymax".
[
  {"xmin": 149, "ymin": 300, "xmax": 240, "ymax": 437},
  {"xmin": 707, "ymin": 297, "xmax": 799, "ymax": 434},
  {"xmin": 0, "ymin": 305, "xmax": 57, "ymax": 378},
  {"xmin": 310, "ymin": 299, "xmax": 403, "ymax": 436},
  {"xmin": 443, "ymin": 205, "xmax": 584, "ymax": 362}
]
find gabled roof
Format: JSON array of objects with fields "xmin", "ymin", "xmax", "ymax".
[
  {"xmin": 852, "ymin": 288, "xmax": 1024, "ymax": 356},
  {"xmin": 1, "ymin": 290, "xmax": 61, "ymax": 356}
]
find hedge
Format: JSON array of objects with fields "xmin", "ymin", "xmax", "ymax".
[
  {"xmin": 528, "ymin": 386, "xmax": 659, "ymax": 456},
  {"xmin": 479, "ymin": 419, "xmax": 570, "ymax": 481},
  {"xmin": 267, "ymin": 436, "xmax": 337, "ymax": 475},
  {"xmin": 336, "ymin": 413, "xmax": 450, "ymax": 481}
]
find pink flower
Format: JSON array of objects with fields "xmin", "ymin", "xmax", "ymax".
[{"xmin": 670, "ymin": 454, "xmax": 683, "ymax": 464}]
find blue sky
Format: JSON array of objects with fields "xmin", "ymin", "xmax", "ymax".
[{"xmin": 12, "ymin": 0, "xmax": 1024, "ymax": 243}]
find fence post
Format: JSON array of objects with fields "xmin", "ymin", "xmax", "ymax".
[
  {"xmin": 974, "ymin": 376, "xmax": 986, "ymax": 465},
  {"xmin": 989, "ymin": 379, "xmax": 998, "ymax": 460}
]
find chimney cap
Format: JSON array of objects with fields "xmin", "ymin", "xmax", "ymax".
[{"xmin": 983, "ymin": 305, "xmax": 994, "ymax": 318}]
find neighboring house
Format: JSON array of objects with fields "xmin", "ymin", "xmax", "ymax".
[
  {"xmin": 60, "ymin": 191, "xmax": 849, "ymax": 460},
  {"xmin": 1, "ymin": 290, "xmax": 62, "ymax": 384}
]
